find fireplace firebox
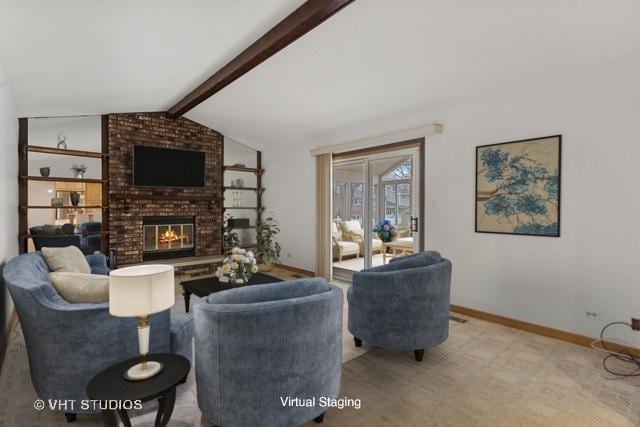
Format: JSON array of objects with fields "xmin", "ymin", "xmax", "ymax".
[{"xmin": 143, "ymin": 216, "xmax": 195, "ymax": 261}]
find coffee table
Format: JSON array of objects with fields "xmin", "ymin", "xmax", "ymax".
[
  {"xmin": 382, "ymin": 240, "xmax": 414, "ymax": 264},
  {"xmin": 86, "ymin": 353, "xmax": 190, "ymax": 427},
  {"xmin": 180, "ymin": 272, "xmax": 282, "ymax": 312}
]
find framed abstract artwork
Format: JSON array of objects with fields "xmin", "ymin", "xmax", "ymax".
[{"xmin": 475, "ymin": 135, "xmax": 561, "ymax": 237}]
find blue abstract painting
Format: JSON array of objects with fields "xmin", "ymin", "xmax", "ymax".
[{"xmin": 476, "ymin": 135, "xmax": 561, "ymax": 236}]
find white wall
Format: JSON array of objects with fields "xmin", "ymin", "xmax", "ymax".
[
  {"xmin": 263, "ymin": 142, "xmax": 317, "ymax": 270},
  {"xmin": 0, "ymin": 59, "xmax": 18, "ymax": 346},
  {"xmin": 428, "ymin": 57, "xmax": 640, "ymax": 344},
  {"xmin": 263, "ymin": 56, "xmax": 640, "ymax": 344}
]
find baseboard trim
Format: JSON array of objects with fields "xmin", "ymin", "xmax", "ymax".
[
  {"xmin": 0, "ymin": 309, "xmax": 17, "ymax": 374},
  {"xmin": 450, "ymin": 304, "xmax": 640, "ymax": 358},
  {"xmin": 273, "ymin": 263, "xmax": 315, "ymax": 277}
]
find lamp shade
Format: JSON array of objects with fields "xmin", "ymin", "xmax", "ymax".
[{"xmin": 109, "ymin": 264, "xmax": 175, "ymax": 317}]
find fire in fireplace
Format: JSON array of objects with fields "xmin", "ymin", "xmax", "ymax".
[{"xmin": 143, "ymin": 216, "xmax": 195, "ymax": 260}]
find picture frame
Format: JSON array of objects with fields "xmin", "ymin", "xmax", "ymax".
[{"xmin": 475, "ymin": 135, "xmax": 561, "ymax": 237}]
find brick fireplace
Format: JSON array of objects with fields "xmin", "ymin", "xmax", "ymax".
[{"xmin": 107, "ymin": 112, "xmax": 223, "ymax": 266}]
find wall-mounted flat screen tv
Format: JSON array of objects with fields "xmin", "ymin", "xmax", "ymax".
[{"xmin": 133, "ymin": 146, "xmax": 206, "ymax": 187}]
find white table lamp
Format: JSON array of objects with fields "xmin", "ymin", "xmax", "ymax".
[{"xmin": 109, "ymin": 264, "xmax": 175, "ymax": 381}]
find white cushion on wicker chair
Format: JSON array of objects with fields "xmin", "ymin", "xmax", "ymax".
[
  {"xmin": 371, "ymin": 238, "xmax": 383, "ymax": 250},
  {"xmin": 342, "ymin": 220, "xmax": 363, "ymax": 234},
  {"xmin": 337, "ymin": 241, "xmax": 359, "ymax": 252}
]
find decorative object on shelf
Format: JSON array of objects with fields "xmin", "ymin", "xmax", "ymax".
[
  {"xmin": 228, "ymin": 218, "xmax": 250, "ymax": 228},
  {"xmin": 229, "ymin": 180, "xmax": 236, "ymax": 188},
  {"xmin": 234, "ymin": 178, "xmax": 244, "ymax": 187},
  {"xmin": 256, "ymin": 215, "xmax": 281, "ymax": 272},
  {"xmin": 231, "ymin": 191, "xmax": 243, "ymax": 207},
  {"xmin": 223, "ymin": 214, "xmax": 241, "ymax": 250},
  {"xmin": 70, "ymin": 163, "xmax": 87, "ymax": 179},
  {"xmin": 69, "ymin": 191, "xmax": 80, "ymax": 207},
  {"xmin": 373, "ymin": 219, "xmax": 398, "ymax": 243},
  {"xmin": 56, "ymin": 132, "xmax": 67, "ymax": 149},
  {"xmin": 215, "ymin": 247, "xmax": 258, "ymax": 284},
  {"xmin": 39, "ymin": 167, "xmax": 50, "ymax": 177},
  {"xmin": 51, "ymin": 197, "xmax": 63, "ymax": 207},
  {"xmin": 109, "ymin": 264, "xmax": 175, "ymax": 381},
  {"xmin": 476, "ymin": 135, "xmax": 561, "ymax": 237}
]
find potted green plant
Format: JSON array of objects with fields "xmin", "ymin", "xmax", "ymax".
[
  {"xmin": 223, "ymin": 214, "xmax": 240, "ymax": 252},
  {"xmin": 255, "ymin": 216, "xmax": 281, "ymax": 272}
]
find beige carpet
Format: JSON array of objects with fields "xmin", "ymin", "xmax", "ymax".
[{"xmin": 2, "ymin": 277, "xmax": 640, "ymax": 425}]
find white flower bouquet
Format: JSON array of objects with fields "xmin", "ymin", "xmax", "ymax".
[{"xmin": 215, "ymin": 247, "xmax": 259, "ymax": 284}]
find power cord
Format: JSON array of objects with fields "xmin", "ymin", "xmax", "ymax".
[{"xmin": 590, "ymin": 322, "xmax": 640, "ymax": 377}]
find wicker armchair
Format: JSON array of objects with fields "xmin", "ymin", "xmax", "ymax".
[
  {"xmin": 340, "ymin": 220, "xmax": 383, "ymax": 256},
  {"xmin": 332, "ymin": 222, "xmax": 360, "ymax": 261},
  {"xmin": 394, "ymin": 227, "xmax": 414, "ymax": 244}
]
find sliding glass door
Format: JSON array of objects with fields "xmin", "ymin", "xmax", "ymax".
[{"xmin": 332, "ymin": 146, "xmax": 422, "ymax": 280}]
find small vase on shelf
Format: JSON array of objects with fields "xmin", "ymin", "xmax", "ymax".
[{"xmin": 70, "ymin": 192, "xmax": 80, "ymax": 207}]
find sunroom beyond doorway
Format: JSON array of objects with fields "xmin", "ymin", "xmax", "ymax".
[{"xmin": 332, "ymin": 147, "xmax": 421, "ymax": 280}]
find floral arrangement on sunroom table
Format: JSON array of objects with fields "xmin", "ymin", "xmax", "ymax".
[
  {"xmin": 215, "ymin": 247, "xmax": 258, "ymax": 284},
  {"xmin": 373, "ymin": 219, "xmax": 398, "ymax": 243}
]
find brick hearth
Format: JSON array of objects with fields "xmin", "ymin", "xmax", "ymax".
[{"xmin": 107, "ymin": 112, "xmax": 223, "ymax": 266}]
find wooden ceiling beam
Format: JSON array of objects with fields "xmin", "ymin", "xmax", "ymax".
[{"xmin": 167, "ymin": 0, "xmax": 355, "ymax": 118}]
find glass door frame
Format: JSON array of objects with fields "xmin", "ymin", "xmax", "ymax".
[{"xmin": 331, "ymin": 138, "xmax": 425, "ymax": 277}]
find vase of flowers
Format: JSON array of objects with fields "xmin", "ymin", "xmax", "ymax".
[
  {"xmin": 373, "ymin": 219, "xmax": 398, "ymax": 243},
  {"xmin": 215, "ymin": 247, "xmax": 258, "ymax": 284}
]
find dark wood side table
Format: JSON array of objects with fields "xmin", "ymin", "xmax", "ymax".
[{"xmin": 87, "ymin": 353, "xmax": 190, "ymax": 427}]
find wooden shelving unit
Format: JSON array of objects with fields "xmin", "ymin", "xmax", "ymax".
[
  {"xmin": 20, "ymin": 205, "xmax": 107, "ymax": 210},
  {"xmin": 223, "ymin": 186, "xmax": 264, "ymax": 192},
  {"xmin": 26, "ymin": 145, "xmax": 108, "ymax": 158},
  {"xmin": 223, "ymin": 206, "xmax": 264, "ymax": 210},
  {"xmin": 22, "ymin": 176, "xmax": 106, "ymax": 184},
  {"xmin": 18, "ymin": 117, "xmax": 110, "ymax": 254},
  {"xmin": 223, "ymin": 165, "xmax": 264, "ymax": 174},
  {"xmin": 222, "ymin": 151, "xmax": 264, "ymax": 251}
]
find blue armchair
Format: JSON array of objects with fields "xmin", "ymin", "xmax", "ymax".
[
  {"xmin": 348, "ymin": 251, "xmax": 451, "ymax": 361},
  {"xmin": 2, "ymin": 252, "xmax": 194, "ymax": 421},
  {"xmin": 194, "ymin": 278, "xmax": 343, "ymax": 426},
  {"xmin": 79, "ymin": 222, "xmax": 102, "ymax": 253}
]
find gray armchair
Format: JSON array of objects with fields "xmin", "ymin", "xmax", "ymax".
[
  {"xmin": 194, "ymin": 278, "xmax": 343, "ymax": 426},
  {"xmin": 348, "ymin": 251, "xmax": 451, "ymax": 361},
  {"xmin": 2, "ymin": 252, "xmax": 194, "ymax": 421}
]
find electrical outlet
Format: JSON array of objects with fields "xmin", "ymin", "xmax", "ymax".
[
  {"xmin": 585, "ymin": 311, "xmax": 599, "ymax": 319},
  {"xmin": 287, "ymin": 253, "xmax": 291, "ymax": 258}
]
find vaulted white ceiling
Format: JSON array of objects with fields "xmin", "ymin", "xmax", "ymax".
[
  {"xmin": 2, "ymin": 0, "xmax": 640, "ymax": 148},
  {"xmin": 0, "ymin": 0, "xmax": 304, "ymax": 116}
]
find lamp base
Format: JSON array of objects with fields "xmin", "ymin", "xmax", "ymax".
[{"xmin": 124, "ymin": 361, "xmax": 164, "ymax": 381}]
